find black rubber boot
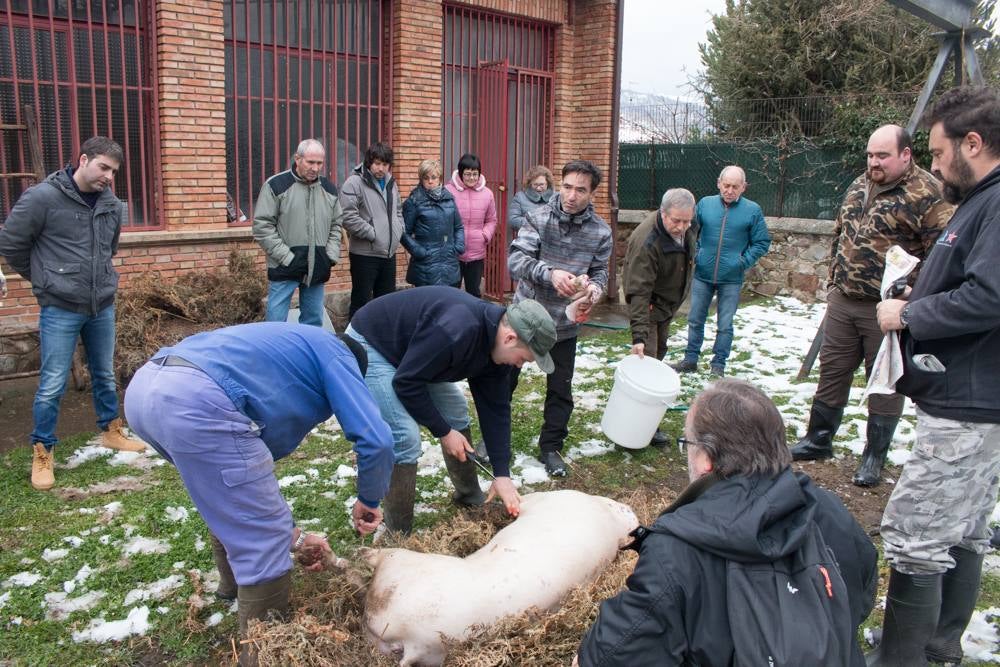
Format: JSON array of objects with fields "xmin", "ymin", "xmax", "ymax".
[
  {"xmin": 209, "ymin": 533, "xmax": 237, "ymax": 600},
  {"xmin": 649, "ymin": 429, "xmax": 672, "ymax": 448},
  {"xmin": 382, "ymin": 463, "xmax": 418, "ymax": 534},
  {"xmin": 237, "ymin": 570, "xmax": 291, "ymax": 666},
  {"xmin": 925, "ymin": 547, "xmax": 984, "ymax": 664},
  {"xmin": 866, "ymin": 569, "xmax": 942, "ymax": 667},
  {"xmin": 442, "ymin": 428, "xmax": 486, "ymax": 507},
  {"xmin": 852, "ymin": 415, "xmax": 900, "ymax": 487},
  {"xmin": 790, "ymin": 400, "xmax": 844, "ymax": 461}
]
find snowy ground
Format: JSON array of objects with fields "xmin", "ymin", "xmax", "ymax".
[{"xmin": 2, "ymin": 295, "xmax": 998, "ymax": 662}]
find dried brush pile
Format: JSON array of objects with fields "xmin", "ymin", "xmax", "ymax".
[
  {"xmin": 243, "ymin": 489, "xmax": 672, "ymax": 667},
  {"xmin": 115, "ymin": 250, "xmax": 266, "ymax": 384}
]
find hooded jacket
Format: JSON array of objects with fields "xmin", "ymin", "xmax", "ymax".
[
  {"xmin": 252, "ymin": 164, "xmax": 343, "ymax": 286},
  {"xmin": 897, "ymin": 164, "xmax": 1000, "ymax": 423},
  {"xmin": 508, "ymin": 187, "xmax": 553, "ymax": 231},
  {"xmin": 340, "ymin": 163, "xmax": 403, "ymax": 259},
  {"xmin": 577, "ymin": 469, "xmax": 878, "ymax": 667},
  {"xmin": 0, "ymin": 167, "xmax": 123, "ymax": 315},
  {"xmin": 401, "ymin": 185, "xmax": 465, "ymax": 287},
  {"xmin": 693, "ymin": 194, "xmax": 771, "ymax": 285},
  {"xmin": 622, "ymin": 210, "xmax": 697, "ymax": 346},
  {"xmin": 445, "ymin": 171, "xmax": 498, "ymax": 262},
  {"xmin": 508, "ymin": 195, "xmax": 613, "ymax": 342}
]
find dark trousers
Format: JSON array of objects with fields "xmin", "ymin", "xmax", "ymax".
[
  {"xmin": 460, "ymin": 259, "xmax": 484, "ymax": 298},
  {"xmin": 349, "ymin": 252, "xmax": 396, "ymax": 318},
  {"xmin": 510, "ymin": 336, "xmax": 577, "ymax": 453},
  {"xmin": 815, "ymin": 288, "xmax": 903, "ymax": 416},
  {"xmin": 648, "ymin": 317, "xmax": 673, "ymax": 361}
]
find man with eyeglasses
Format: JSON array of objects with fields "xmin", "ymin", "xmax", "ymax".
[{"xmin": 621, "ymin": 188, "xmax": 698, "ymax": 448}]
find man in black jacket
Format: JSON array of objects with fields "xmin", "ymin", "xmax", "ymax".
[
  {"xmin": 872, "ymin": 86, "xmax": 1000, "ymax": 667},
  {"xmin": 575, "ymin": 379, "xmax": 877, "ymax": 666},
  {"xmin": 346, "ymin": 286, "xmax": 556, "ymax": 533},
  {"xmin": 0, "ymin": 137, "xmax": 146, "ymax": 492}
]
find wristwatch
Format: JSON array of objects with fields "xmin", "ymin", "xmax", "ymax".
[
  {"xmin": 899, "ymin": 304, "xmax": 912, "ymax": 329},
  {"xmin": 292, "ymin": 531, "xmax": 306, "ymax": 552}
]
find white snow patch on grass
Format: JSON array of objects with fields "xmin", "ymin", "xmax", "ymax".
[
  {"xmin": 334, "ymin": 464, "xmax": 357, "ymax": 478},
  {"xmin": 164, "ymin": 506, "xmax": 190, "ymax": 522},
  {"xmin": 962, "ymin": 607, "xmax": 1000, "ymax": 663},
  {"xmin": 566, "ymin": 439, "xmax": 615, "ymax": 459},
  {"xmin": 121, "ymin": 537, "xmax": 170, "ymax": 556},
  {"xmin": 44, "ymin": 590, "xmax": 106, "ymax": 620},
  {"xmin": 123, "ymin": 575, "xmax": 184, "ymax": 606},
  {"xmin": 42, "ymin": 548, "xmax": 70, "ymax": 562},
  {"xmin": 71, "ymin": 605, "xmax": 150, "ymax": 643},
  {"xmin": 278, "ymin": 474, "xmax": 308, "ymax": 488},
  {"xmin": 63, "ymin": 445, "xmax": 114, "ymax": 469},
  {"xmin": 5, "ymin": 572, "xmax": 42, "ymax": 588}
]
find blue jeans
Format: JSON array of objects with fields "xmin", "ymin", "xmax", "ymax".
[
  {"xmin": 125, "ymin": 361, "xmax": 292, "ymax": 585},
  {"xmin": 345, "ymin": 326, "xmax": 470, "ymax": 464},
  {"xmin": 683, "ymin": 279, "xmax": 742, "ymax": 369},
  {"xmin": 265, "ymin": 280, "xmax": 326, "ymax": 326},
  {"xmin": 33, "ymin": 304, "xmax": 119, "ymax": 446}
]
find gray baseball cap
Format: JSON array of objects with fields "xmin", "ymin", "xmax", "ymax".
[{"xmin": 507, "ymin": 299, "xmax": 556, "ymax": 373}]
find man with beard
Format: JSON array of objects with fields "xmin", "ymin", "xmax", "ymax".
[
  {"xmin": 790, "ymin": 125, "xmax": 952, "ymax": 488},
  {"xmin": 870, "ymin": 87, "xmax": 1000, "ymax": 667}
]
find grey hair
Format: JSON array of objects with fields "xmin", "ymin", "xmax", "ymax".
[
  {"xmin": 659, "ymin": 188, "xmax": 696, "ymax": 213},
  {"xmin": 687, "ymin": 378, "xmax": 790, "ymax": 478},
  {"xmin": 718, "ymin": 165, "xmax": 746, "ymax": 183},
  {"xmin": 295, "ymin": 139, "xmax": 325, "ymax": 158}
]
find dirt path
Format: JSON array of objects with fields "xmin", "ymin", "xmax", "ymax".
[{"xmin": 0, "ymin": 375, "xmax": 105, "ymax": 454}]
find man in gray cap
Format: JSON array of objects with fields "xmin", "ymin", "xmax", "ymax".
[{"xmin": 346, "ymin": 286, "xmax": 555, "ymax": 533}]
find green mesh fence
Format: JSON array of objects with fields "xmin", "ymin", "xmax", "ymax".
[{"xmin": 618, "ymin": 141, "xmax": 861, "ymax": 219}]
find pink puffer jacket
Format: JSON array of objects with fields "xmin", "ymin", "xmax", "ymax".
[{"xmin": 445, "ymin": 171, "xmax": 498, "ymax": 262}]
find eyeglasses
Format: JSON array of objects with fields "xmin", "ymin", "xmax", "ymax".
[{"xmin": 676, "ymin": 436, "xmax": 696, "ymax": 452}]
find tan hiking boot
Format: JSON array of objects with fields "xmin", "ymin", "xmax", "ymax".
[
  {"xmin": 101, "ymin": 417, "xmax": 147, "ymax": 452},
  {"xmin": 31, "ymin": 443, "xmax": 55, "ymax": 490}
]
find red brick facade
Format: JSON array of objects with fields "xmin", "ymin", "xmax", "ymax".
[{"xmin": 0, "ymin": 0, "xmax": 620, "ymax": 337}]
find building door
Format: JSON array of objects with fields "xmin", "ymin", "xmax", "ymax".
[
  {"xmin": 441, "ymin": 4, "xmax": 555, "ymax": 300},
  {"xmin": 476, "ymin": 59, "xmax": 508, "ymax": 300}
]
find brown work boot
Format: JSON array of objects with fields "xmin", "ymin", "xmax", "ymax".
[
  {"xmin": 31, "ymin": 443, "xmax": 55, "ymax": 490},
  {"xmin": 101, "ymin": 417, "xmax": 146, "ymax": 452}
]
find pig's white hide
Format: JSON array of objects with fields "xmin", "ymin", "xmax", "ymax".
[{"xmin": 363, "ymin": 489, "xmax": 638, "ymax": 666}]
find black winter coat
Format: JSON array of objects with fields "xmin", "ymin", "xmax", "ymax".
[
  {"xmin": 577, "ymin": 469, "xmax": 878, "ymax": 667},
  {"xmin": 0, "ymin": 167, "xmax": 123, "ymax": 315},
  {"xmin": 401, "ymin": 186, "xmax": 465, "ymax": 287}
]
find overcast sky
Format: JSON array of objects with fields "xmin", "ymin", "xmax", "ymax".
[
  {"xmin": 622, "ymin": 0, "xmax": 1000, "ymax": 101},
  {"xmin": 621, "ymin": 0, "xmax": 727, "ymax": 100}
]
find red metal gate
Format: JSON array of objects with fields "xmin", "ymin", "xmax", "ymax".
[
  {"xmin": 477, "ymin": 59, "xmax": 508, "ymax": 300},
  {"xmin": 0, "ymin": 0, "xmax": 160, "ymax": 227},
  {"xmin": 441, "ymin": 3, "xmax": 555, "ymax": 300}
]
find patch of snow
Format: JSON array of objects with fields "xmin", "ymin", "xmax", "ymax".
[
  {"xmin": 194, "ymin": 536, "xmax": 206, "ymax": 552},
  {"xmin": 103, "ymin": 501, "xmax": 124, "ymax": 520},
  {"xmin": 121, "ymin": 537, "xmax": 171, "ymax": 556},
  {"xmin": 278, "ymin": 474, "xmax": 308, "ymax": 488},
  {"xmin": 511, "ymin": 453, "xmax": 549, "ymax": 486},
  {"xmin": 123, "ymin": 575, "xmax": 184, "ymax": 606},
  {"xmin": 566, "ymin": 438, "xmax": 614, "ymax": 460},
  {"xmin": 63, "ymin": 445, "xmax": 114, "ymax": 469},
  {"xmin": 42, "ymin": 548, "xmax": 69, "ymax": 562},
  {"xmin": 205, "ymin": 611, "xmax": 224, "ymax": 627},
  {"xmin": 5, "ymin": 572, "xmax": 42, "ymax": 588},
  {"xmin": 44, "ymin": 590, "xmax": 106, "ymax": 621},
  {"xmin": 0, "ymin": 592, "xmax": 8, "ymax": 609},
  {"xmin": 63, "ymin": 536, "xmax": 84, "ymax": 548},
  {"xmin": 335, "ymin": 464, "xmax": 357, "ymax": 478},
  {"xmin": 71, "ymin": 606, "xmax": 151, "ymax": 643},
  {"xmin": 962, "ymin": 607, "xmax": 1000, "ymax": 663},
  {"xmin": 164, "ymin": 506, "xmax": 190, "ymax": 522}
]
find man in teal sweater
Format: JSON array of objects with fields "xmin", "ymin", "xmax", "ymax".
[{"xmin": 673, "ymin": 166, "xmax": 771, "ymax": 377}]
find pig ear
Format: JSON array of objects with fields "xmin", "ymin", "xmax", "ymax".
[{"xmin": 360, "ymin": 547, "xmax": 383, "ymax": 567}]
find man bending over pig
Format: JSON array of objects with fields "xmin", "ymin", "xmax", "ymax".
[
  {"xmin": 347, "ymin": 285, "xmax": 556, "ymax": 534},
  {"xmin": 123, "ymin": 322, "xmax": 394, "ymax": 665}
]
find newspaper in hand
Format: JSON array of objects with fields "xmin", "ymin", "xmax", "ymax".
[{"xmin": 861, "ymin": 245, "xmax": 920, "ymax": 402}]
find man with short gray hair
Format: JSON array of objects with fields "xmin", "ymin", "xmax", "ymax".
[
  {"xmin": 673, "ymin": 166, "xmax": 770, "ymax": 377},
  {"xmin": 253, "ymin": 138, "xmax": 343, "ymax": 326},
  {"xmin": 622, "ymin": 188, "xmax": 697, "ymax": 447}
]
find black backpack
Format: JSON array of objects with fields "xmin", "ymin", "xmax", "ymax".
[
  {"xmin": 725, "ymin": 521, "xmax": 853, "ymax": 667},
  {"xmin": 624, "ymin": 520, "xmax": 853, "ymax": 667}
]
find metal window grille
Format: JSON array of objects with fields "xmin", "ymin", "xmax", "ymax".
[
  {"xmin": 441, "ymin": 3, "xmax": 554, "ymax": 298},
  {"xmin": 224, "ymin": 0, "xmax": 391, "ymax": 224},
  {"xmin": 0, "ymin": 0, "xmax": 160, "ymax": 227}
]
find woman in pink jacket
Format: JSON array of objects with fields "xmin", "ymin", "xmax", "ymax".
[{"xmin": 445, "ymin": 153, "xmax": 498, "ymax": 298}]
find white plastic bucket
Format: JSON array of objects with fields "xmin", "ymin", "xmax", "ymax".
[{"xmin": 601, "ymin": 355, "xmax": 681, "ymax": 449}]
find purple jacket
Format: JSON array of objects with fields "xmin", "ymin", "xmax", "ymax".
[{"xmin": 445, "ymin": 171, "xmax": 498, "ymax": 262}]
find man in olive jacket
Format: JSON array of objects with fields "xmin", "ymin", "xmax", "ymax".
[
  {"xmin": 253, "ymin": 138, "xmax": 343, "ymax": 327},
  {"xmin": 340, "ymin": 142, "xmax": 403, "ymax": 318},
  {"xmin": 0, "ymin": 136, "xmax": 146, "ymax": 492},
  {"xmin": 622, "ymin": 188, "xmax": 697, "ymax": 447}
]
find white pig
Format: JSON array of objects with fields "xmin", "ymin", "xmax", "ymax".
[{"xmin": 363, "ymin": 489, "xmax": 638, "ymax": 666}]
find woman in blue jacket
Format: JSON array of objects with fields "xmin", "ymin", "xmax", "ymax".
[{"xmin": 402, "ymin": 159, "xmax": 465, "ymax": 287}]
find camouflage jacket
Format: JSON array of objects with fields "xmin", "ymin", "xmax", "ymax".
[{"xmin": 829, "ymin": 164, "xmax": 953, "ymax": 301}]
